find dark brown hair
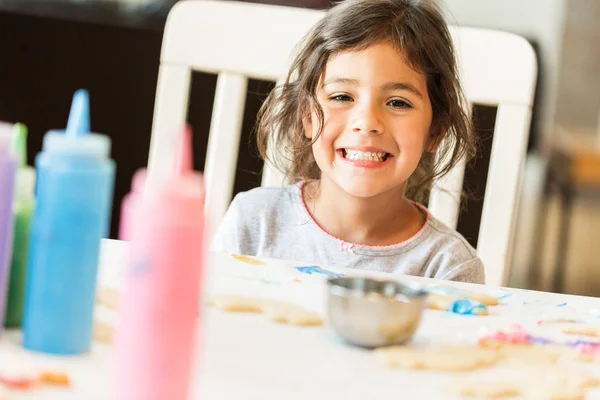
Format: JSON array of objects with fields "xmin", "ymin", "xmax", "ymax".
[{"xmin": 256, "ymin": 0, "xmax": 475, "ymax": 203}]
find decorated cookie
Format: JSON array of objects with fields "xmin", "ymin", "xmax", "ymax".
[{"xmin": 231, "ymin": 254, "xmax": 266, "ymax": 265}]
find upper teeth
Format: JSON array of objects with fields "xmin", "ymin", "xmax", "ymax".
[{"xmin": 345, "ymin": 150, "xmax": 387, "ymax": 161}]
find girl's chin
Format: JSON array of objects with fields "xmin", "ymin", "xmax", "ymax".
[{"xmin": 335, "ymin": 181, "xmax": 395, "ymax": 199}]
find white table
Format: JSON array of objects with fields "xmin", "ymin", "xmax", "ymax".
[{"xmin": 3, "ymin": 240, "xmax": 600, "ymax": 399}]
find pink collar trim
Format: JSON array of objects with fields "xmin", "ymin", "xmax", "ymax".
[{"xmin": 298, "ymin": 181, "xmax": 430, "ymax": 252}]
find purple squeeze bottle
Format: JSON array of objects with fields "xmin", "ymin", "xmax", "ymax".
[{"xmin": 0, "ymin": 122, "xmax": 18, "ymax": 333}]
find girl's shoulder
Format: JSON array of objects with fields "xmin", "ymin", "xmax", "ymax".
[
  {"xmin": 211, "ymin": 183, "xmax": 305, "ymax": 254},
  {"xmin": 420, "ymin": 210, "xmax": 478, "ymax": 260},
  {"xmin": 230, "ymin": 183, "xmax": 301, "ymax": 209},
  {"xmin": 225, "ymin": 183, "xmax": 304, "ymax": 223}
]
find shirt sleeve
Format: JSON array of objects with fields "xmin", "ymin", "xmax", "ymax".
[{"xmin": 436, "ymin": 257, "xmax": 485, "ymax": 284}]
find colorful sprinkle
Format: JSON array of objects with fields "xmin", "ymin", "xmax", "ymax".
[
  {"xmin": 231, "ymin": 254, "xmax": 266, "ymax": 265},
  {"xmin": 479, "ymin": 324, "xmax": 600, "ymax": 355},
  {"xmin": 497, "ymin": 293, "xmax": 513, "ymax": 300},
  {"xmin": 0, "ymin": 375, "xmax": 36, "ymax": 390},
  {"xmin": 130, "ymin": 259, "xmax": 151, "ymax": 276},
  {"xmin": 556, "ymin": 302, "xmax": 568, "ymax": 307},
  {"xmin": 294, "ymin": 266, "xmax": 343, "ymax": 278},
  {"xmin": 39, "ymin": 371, "xmax": 70, "ymax": 386},
  {"xmin": 446, "ymin": 299, "xmax": 487, "ymax": 316},
  {"xmin": 259, "ymin": 279, "xmax": 281, "ymax": 285}
]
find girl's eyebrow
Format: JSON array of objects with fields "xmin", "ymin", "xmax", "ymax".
[
  {"xmin": 322, "ymin": 77, "xmax": 359, "ymax": 87},
  {"xmin": 322, "ymin": 77, "xmax": 423, "ymax": 99},
  {"xmin": 382, "ymin": 82, "xmax": 423, "ymax": 99}
]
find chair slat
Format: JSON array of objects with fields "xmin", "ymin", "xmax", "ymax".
[
  {"xmin": 204, "ymin": 72, "xmax": 248, "ymax": 225},
  {"xmin": 261, "ymin": 79, "xmax": 290, "ymax": 188},
  {"xmin": 477, "ymin": 103, "xmax": 533, "ymax": 286},
  {"xmin": 147, "ymin": 64, "xmax": 192, "ymax": 188},
  {"xmin": 428, "ymin": 154, "xmax": 466, "ymax": 231}
]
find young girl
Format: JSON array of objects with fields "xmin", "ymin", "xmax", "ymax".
[{"xmin": 212, "ymin": 0, "xmax": 484, "ymax": 284}]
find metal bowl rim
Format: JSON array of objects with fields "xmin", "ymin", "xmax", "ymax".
[{"xmin": 326, "ymin": 276, "xmax": 427, "ymax": 301}]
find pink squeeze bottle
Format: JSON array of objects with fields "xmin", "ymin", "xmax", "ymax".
[{"xmin": 113, "ymin": 126, "xmax": 205, "ymax": 400}]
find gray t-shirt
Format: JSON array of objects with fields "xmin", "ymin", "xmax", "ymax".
[{"xmin": 211, "ymin": 183, "xmax": 485, "ymax": 284}]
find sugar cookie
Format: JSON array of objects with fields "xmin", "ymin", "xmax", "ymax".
[
  {"xmin": 373, "ymin": 346, "xmax": 499, "ymax": 371},
  {"xmin": 527, "ymin": 387, "xmax": 585, "ymax": 400},
  {"xmin": 96, "ymin": 287, "xmax": 120, "ymax": 310},
  {"xmin": 94, "ymin": 321, "xmax": 114, "ymax": 344},
  {"xmin": 447, "ymin": 378, "xmax": 587, "ymax": 400},
  {"xmin": 446, "ymin": 379, "xmax": 521, "ymax": 398},
  {"xmin": 560, "ymin": 324, "xmax": 600, "ymax": 337},
  {"xmin": 261, "ymin": 301, "xmax": 323, "ymax": 326},
  {"xmin": 495, "ymin": 343, "xmax": 563, "ymax": 365},
  {"xmin": 529, "ymin": 366, "xmax": 600, "ymax": 389},
  {"xmin": 207, "ymin": 295, "xmax": 323, "ymax": 327},
  {"xmin": 206, "ymin": 295, "xmax": 264, "ymax": 313}
]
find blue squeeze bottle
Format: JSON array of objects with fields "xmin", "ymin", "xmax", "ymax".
[{"xmin": 23, "ymin": 90, "xmax": 116, "ymax": 355}]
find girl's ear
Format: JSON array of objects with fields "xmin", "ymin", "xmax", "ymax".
[{"xmin": 426, "ymin": 124, "xmax": 447, "ymax": 153}]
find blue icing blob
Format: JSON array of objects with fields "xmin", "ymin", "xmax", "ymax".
[
  {"xmin": 498, "ymin": 293, "xmax": 513, "ymax": 300},
  {"xmin": 447, "ymin": 299, "xmax": 487, "ymax": 315},
  {"xmin": 295, "ymin": 266, "xmax": 343, "ymax": 278}
]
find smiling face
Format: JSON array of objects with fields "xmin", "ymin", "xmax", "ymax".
[{"xmin": 305, "ymin": 41, "xmax": 434, "ymax": 199}]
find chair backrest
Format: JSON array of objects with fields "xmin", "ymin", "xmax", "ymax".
[{"xmin": 146, "ymin": 0, "xmax": 537, "ymax": 287}]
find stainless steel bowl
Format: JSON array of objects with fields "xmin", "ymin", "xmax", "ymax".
[{"xmin": 327, "ymin": 276, "xmax": 427, "ymax": 348}]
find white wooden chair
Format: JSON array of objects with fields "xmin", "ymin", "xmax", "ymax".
[{"xmin": 111, "ymin": 0, "xmax": 537, "ymax": 287}]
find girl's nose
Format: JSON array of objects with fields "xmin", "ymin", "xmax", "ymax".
[{"xmin": 351, "ymin": 101, "xmax": 384, "ymax": 135}]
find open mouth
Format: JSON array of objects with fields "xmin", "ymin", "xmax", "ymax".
[{"xmin": 339, "ymin": 149, "xmax": 392, "ymax": 162}]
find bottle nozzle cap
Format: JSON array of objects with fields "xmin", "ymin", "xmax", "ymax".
[
  {"xmin": 66, "ymin": 89, "xmax": 90, "ymax": 138},
  {"xmin": 10, "ymin": 123, "xmax": 35, "ymax": 201},
  {"xmin": 176, "ymin": 125, "xmax": 193, "ymax": 177},
  {"xmin": 42, "ymin": 89, "xmax": 111, "ymax": 158},
  {"xmin": 12, "ymin": 123, "xmax": 28, "ymax": 168},
  {"xmin": 0, "ymin": 122, "xmax": 14, "ymax": 153},
  {"xmin": 139, "ymin": 124, "xmax": 203, "ymax": 198}
]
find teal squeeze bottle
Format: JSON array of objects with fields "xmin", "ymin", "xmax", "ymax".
[{"xmin": 23, "ymin": 90, "xmax": 116, "ymax": 355}]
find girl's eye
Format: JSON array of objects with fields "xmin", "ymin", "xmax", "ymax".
[
  {"xmin": 329, "ymin": 94, "xmax": 353, "ymax": 102},
  {"xmin": 388, "ymin": 99, "xmax": 412, "ymax": 109}
]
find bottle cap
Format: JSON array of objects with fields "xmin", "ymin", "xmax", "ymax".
[
  {"xmin": 11, "ymin": 123, "xmax": 35, "ymax": 202},
  {"xmin": 0, "ymin": 122, "xmax": 14, "ymax": 153},
  {"xmin": 42, "ymin": 89, "xmax": 111, "ymax": 158}
]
